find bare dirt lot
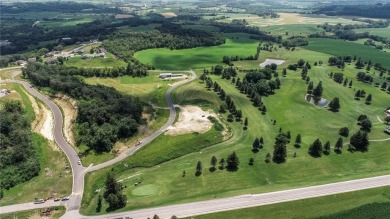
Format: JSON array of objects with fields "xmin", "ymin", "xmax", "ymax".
[
  {"xmin": 259, "ymin": 59, "xmax": 286, "ymax": 68},
  {"xmin": 166, "ymin": 105, "xmax": 219, "ymax": 136}
]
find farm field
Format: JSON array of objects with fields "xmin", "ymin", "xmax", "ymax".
[
  {"xmin": 187, "ymin": 186, "xmax": 390, "ymax": 219},
  {"xmin": 354, "ymin": 27, "xmax": 390, "ymax": 39},
  {"xmin": 38, "ymin": 17, "xmax": 95, "ymax": 29},
  {"xmin": 134, "ymin": 33, "xmax": 258, "ymax": 70},
  {"xmin": 82, "ymin": 44, "xmax": 390, "ymax": 214},
  {"xmin": 64, "ymin": 53, "xmax": 127, "ymax": 68},
  {"xmin": 305, "ymin": 38, "xmax": 390, "ymax": 69},
  {"xmin": 262, "ymin": 24, "xmax": 322, "ymax": 36},
  {"xmin": 0, "ymin": 84, "xmax": 72, "ymax": 206}
]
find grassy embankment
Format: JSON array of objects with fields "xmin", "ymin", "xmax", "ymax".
[
  {"xmin": 0, "ymin": 206, "xmax": 66, "ymax": 219},
  {"xmin": 0, "ymin": 84, "xmax": 71, "ymax": 207},
  {"xmin": 82, "ymin": 38, "xmax": 390, "ymax": 215}
]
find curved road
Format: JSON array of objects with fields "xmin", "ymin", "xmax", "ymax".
[{"xmin": 2, "ymin": 73, "xmax": 390, "ymax": 218}]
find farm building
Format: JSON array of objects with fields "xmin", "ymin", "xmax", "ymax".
[{"xmin": 159, "ymin": 73, "xmax": 184, "ymax": 79}]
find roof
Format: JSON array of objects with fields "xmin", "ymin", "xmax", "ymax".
[{"xmin": 160, "ymin": 73, "xmax": 172, "ymax": 76}]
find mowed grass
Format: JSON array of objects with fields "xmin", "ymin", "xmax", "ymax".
[
  {"xmin": 64, "ymin": 53, "xmax": 127, "ymax": 68},
  {"xmin": 0, "ymin": 84, "xmax": 72, "ymax": 205},
  {"xmin": 81, "ymin": 46, "xmax": 390, "ymax": 215},
  {"xmin": 134, "ymin": 33, "xmax": 258, "ymax": 70},
  {"xmin": 186, "ymin": 186, "xmax": 390, "ymax": 219},
  {"xmin": 354, "ymin": 27, "xmax": 390, "ymax": 39},
  {"xmin": 0, "ymin": 206, "xmax": 66, "ymax": 219},
  {"xmin": 305, "ymin": 38, "xmax": 390, "ymax": 69},
  {"xmin": 38, "ymin": 17, "xmax": 94, "ymax": 29}
]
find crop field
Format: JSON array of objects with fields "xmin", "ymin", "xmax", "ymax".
[
  {"xmin": 0, "ymin": 84, "xmax": 72, "ymax": 206},
  {"xmin": 64, "ymin": 53, "xmax": 127, "ymax": 68},
  {"xmin": 187, "ymin": 186, "xmax": 390, "ymax": 219},
  {"xmin": 354, "ymin": 27, "xmax": 390, "ymax": 39},
  {"xmin": 82, "ymin": 45, "xmax": 390, "ymax": 214},
  {"xmin": 305, "ymin": 38, "xmax": 390, "ymax": 69},
  {"xmin": 262, "ymin": 24, "xmax": 322, "ymax": 36},
  {"xmin": 134, "ymin": 33, "xmax": 258, "ymax": 70}
]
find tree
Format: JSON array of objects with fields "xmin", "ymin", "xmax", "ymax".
[
  {"xmin": 259, "ymin": 137, "xmax": 264, "ymax": 147},
  {"xmin": 349, "ymin": 80, "xmax": 352, "ymax": 87},
  {"xmin": 307, "ymin": 81, "xmax": 314, "ymax": 94},
  {"xmin": 104, "ymin": 173, "xmax": 126, "ymax": 210},
  {"xmin": 298, "ymin": 59, "xmax": 305, "ymax": 68},
  {"xmin": 312, "ymin": 81, "xmax": 323, "ymax": 98},
  {"xmin": 339, "ymin": 127, "xmax": 349, "ymax": 137},
  {"xmin": 211, "ymin": 156, "xmax": 217, "ymax": 170},
  {"xmin": 153, "ymin": 215, "xmax": 160, "ymax": 219},
  {"xmin": 335, "ymin": 137, "xmax": 343, "ymax": 151},
  {"xmin": 324, "ymin": 141, "xmax": 331, "ymax": 154},
  {"xmin": 196, "ymin": 161, "xmax": 202, "ymax": 175},
  {"xmin": 252, "ymin": 138, "xmax": 260, "ymax": 151},
  {"xmin": 261, "ymin": 105, "xmax": 267, "ymax": 114},
  {"xmin": 355, "ymin": 90, "xmax": 361, "ymax": 100},
  {"xmin": 96, "ymin": 195, "xmax": 102, "ymax": 212},
  {"xmin": 219, "ymin": 158, "xmax": 225, "ymax": 169},
  {"xmin": 294, "ymin": 134, "xmax": 302, "ymax": 148},
  {"xmin": 273, "ymin": 143, "xmax": 287, "ymax": 163},
  {"xmin": 360, "ymin": 118, "xmax": 372, "ymax": 132},
  {"xmin": 214, "ymin": 65, "xmax": 224, "ymax": 75},
  {"xmin": 365, "ymin": 94, "xmax": 372, "ymax": 104},
  {"xmin": 328, "ymin": 97, "xmax": 340, "ymax": 112},
  {"xmin": 308, "ymin": 138, "xmax": 323, "ymax": 157},
  {"xmin": 381, "ymin": 82, "xmax": 387, "ymax": 90},
  {"xmin": 282, "ymin": 68, "xmax": 287, "ymax": 77},
  {"xmin": 350, "ymin": 131, "xmax": 369, "ymax": 152},
  {"xmin": 265, "ymin": 153, "xmax": 271, "ymax": 163},
  {"xmin": 357, "ymin": 114, "xmax": 368, "ymax": 123},
  {"xmin": 226, "ymin": 152, "xmax": 240, "ymax": 171},
  {"xmin": 244, "ymin": 117, "xmax": 248, "ymax": 127},
  {"xmin": 219, "ymin": 105, "xmax": 226, "ymax": 113}
]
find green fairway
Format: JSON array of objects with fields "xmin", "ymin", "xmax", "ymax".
[
  {"xmin": 64, "ymin": 53, "xmax": 127, "ymax": 68},
  {"xmin": 134, "ymin": 33, "xmax": 258, "ymax": 70},
  {"xmin": 186, "ymin": 186, "xmax": 390, "ymax": 219},
  {"xmin": 305, "ymin": 38, "xmax": 390, "ymax": 69},
  {"xmin": 82, "ymin": 46, "xmax": 390, "ymax": 215},
  {"xmin": 354, "ymin": 27, "xmax": 390, "ymax": 39}
]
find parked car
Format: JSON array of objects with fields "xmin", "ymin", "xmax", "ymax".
[
  {"xmin": 54, "ymin": 197, "xmax": 60, "ymax": 202},
  {"xmin": 61, "ymin": 196, "xmax": 70, "ymax": 201},
  {"xmin": 34, "ymin": 199, "xmax": 45, "ymax": 204}
]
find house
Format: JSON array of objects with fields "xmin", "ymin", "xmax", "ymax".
[
  {"xmin": 62, "ymin": 37, "xmax": 71, "ymax": 41},
  {"xmin": 44, "ymin": 58, "xmax": 58, "ymax": 64},
  {"xmin": 159, "ymin": 73, "xmax": 172, "ymax": 79},
  {"xmin": 14, "ymin": 60, "xmax": 27, "ymax": 66},
  {"xmin": 28, "ymin": 57, "xmax": 36, "ymax": 63}
]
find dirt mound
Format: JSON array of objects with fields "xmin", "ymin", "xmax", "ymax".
[{"xmin": 166, "ymin": 105, "xmax": 218, "ymax": 136}]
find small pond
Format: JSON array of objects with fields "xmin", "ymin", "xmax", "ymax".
[{"xmin": 305, "ymin": 95, "xmax": 329, "ymax": 107}]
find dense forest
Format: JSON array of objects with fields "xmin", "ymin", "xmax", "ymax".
[
  {"xmin": 23, "ymin": 64, "xmax": 144, "ymax": 152},
  {"xmin": 103, "ymin": 22, "xmax": 225, "ymax": 61},
  {"xmin": 0, "ymin": 101, "xmax": 40, "ymax": 191},
  {"xmin": 315, "ymin": 4, "xmax": 390, "ymax": 19}
]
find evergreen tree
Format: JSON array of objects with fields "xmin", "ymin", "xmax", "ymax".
[
  {"xmin": 308, "ymin": 138, "xmax": 323, "ymax": 157},
  {"xmin": 226, "ymin": 152, "xmax": 240, "ymax": 171},
  {"xmin": 104, "ymin": 173, "xmax": 126, "ymax": 210},
  {"xmin": 96, "ymin": 195, "xmax": 102, "ymax": 212},
  {"xmin": 324, "ymin": 141, "xmax": 331, "ymax": 154},
  {"xmin": 259, "ymin": 137, "xmax": 264, "ymax": 148},
  {"xmin": 328, "ymin": 97, "xmax": 340, "ymax": 112},
  {"xmin": 196, "ymin": 161, "xmax": 202, "ymax": 174},
  {"xmin": 253, "ymin": 138, "xmax": 260, "ymax": 151},
  {"xmin": 244, "ymin": 117, "xmax": 248, "ymax": 127},
  {"xmin": 355, "ymin": 90, "xmax": 361, "ymax": 99},
  {"xmin": 211, "ymin": 156, "xmax": 217, "ymax": 170},
  {"xmin": 349, "ymin": 80, "xmax": 352, "ymax": 87},
  {"xmin": 339, "ymin": 127, "xmax": 349, "ymax": 137},
  {"xmin": 335, "ymin": 137, "xmax": 343, "ymax": 151},
  {"xmin": 282, "ymin": 68, "xmax": 287, "ymax": 77},
  {"xmin": 360, "ymin": 118, "xmax": 372, "ymax": 132},
  {"xmin": 307, "ymin": 81, "xmax": 314, "ymax": 94},
  {"xmin": 219, "ymin": 158, "xmax": 225, "ymax": 169},
  {"xmin": 312, "ymin": 81, "xmax": 323, "ymax": 98},
  {"xmin": 294, "ymin": 134, "xmax": 302, "ymax": 147},
  {"xmin": 273, "ymin": 143, "xmax": 287, "ymax": 163},
  {"xmin": 265, "ymin": 153, "xmax": 271, "ymax": 163},
  {"xmin": 365, "ymin": 94, "xmax": 372, "ymax": 104},
  {"xmin": 350, "ymin": 131, "xmax": 369, "ymax": 152}
]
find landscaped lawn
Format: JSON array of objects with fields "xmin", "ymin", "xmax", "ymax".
[
  {"xmin": 134, "ymin": 33, "xmax": 259, "ymax": 70},
  {"xmin": 81, "ymin": 45, "xmax": 390, "ymax": 215}
]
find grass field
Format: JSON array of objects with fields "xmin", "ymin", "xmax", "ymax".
[
  {"xmin": 38, "ymin": 17, "xmax": 94, "ymax": 29},
  {"xmin": 262, "ymin": 24, "xmax": 322, "ymax": 36},
  {"xmin": 354, "ymin": 27, "xmax": 390, "ymax": 39},
  {"xmin": 64, "ymin": 53, "xmax": 127, "ymax": 68},
  {"xmin": 134, "ymin": 33, "xmax": 258, "ymax": 70},
  {"xmin": 81, "ymin": 44, "xmax": 390, "ymax": 215},
  {"xmin": 0, "ymin": 84, "xmax": 72, "ymax": 206},
  {"xmin": 186, "ymin": 186, "xmax": 390, "ymax": 219},
  {"xmin": 0, "ymin": 206, "xmax": 66, "ymax": 219},
  {"xmin": 305, "ymin": 38, "xmax": 390, "ymax": 69}
]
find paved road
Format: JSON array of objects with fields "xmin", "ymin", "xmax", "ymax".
[{"xmin": 2, "ymin": 74, "xmax": 390, "ymax": 219}]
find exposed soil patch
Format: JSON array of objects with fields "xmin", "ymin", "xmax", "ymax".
[
  {"xmin": 259, "ymin": 59, "xmax": 286, "ymax": 68},
  {"xmin": 160, "ymin": 12, "xmax": 177, "ymax": 18},
  {"xmin": 54, "ymin": 95, "xmax": 77, "ymax": 147},
  {"xmin": 166, "ymin": 105, "xmax": 219, "ymax": 136}
]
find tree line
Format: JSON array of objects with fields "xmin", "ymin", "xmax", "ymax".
[
  {"xmin": 23, "ymin": 63, "xmax": 144, "ymax": 152},
  {"xmin": 0, "ymin": 101, "xmax": 40, "ymax": 192}
]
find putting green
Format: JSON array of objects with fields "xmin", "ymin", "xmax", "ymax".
[{"xmin": 131, "ymin": 184, "xmax": 159, "ymax": 196}]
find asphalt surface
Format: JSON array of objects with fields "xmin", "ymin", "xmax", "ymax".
[{"xmin": 2, "ymin": 74, "xmax": 390, "ymax": 219}]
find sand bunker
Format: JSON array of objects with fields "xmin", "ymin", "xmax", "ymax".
[
  {"xmin": 259, "ymin": 59, "xmax": 286, "ymax": 68},
  {"xmin": 166, "ymin": 105, "xmax": 218, "ymax": 136}
]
